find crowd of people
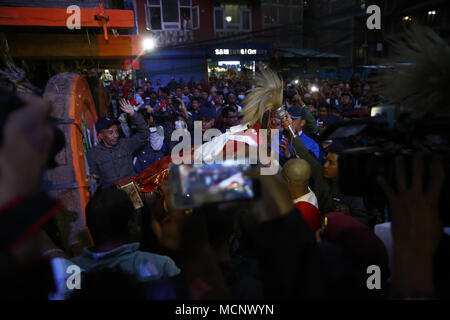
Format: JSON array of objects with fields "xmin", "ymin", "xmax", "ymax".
[
  {"xmin": 0, "ymin": 68, "xmax": 449, "ymax": 301},
  {"xmin": 98, "ymin": 74, "xmax": 380, "ymax": 180}
]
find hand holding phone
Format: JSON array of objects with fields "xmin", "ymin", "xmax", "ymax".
[
  {"xmin": 248, "ymin": 168, "xmax": 294, "ymax": 222},
  {"xmin": 169, "ymin": 160, "xmax": 256, "ymax": 210}
]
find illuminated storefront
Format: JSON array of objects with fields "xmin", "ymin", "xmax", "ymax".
[{"xmin": 208, "ymin": 43, "xmax": 271, "ymax": 81}]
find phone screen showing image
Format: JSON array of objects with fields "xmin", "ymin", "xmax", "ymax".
[{"xmin": 169, "ymin": 161, "xmax": 254, "ymax": 209}]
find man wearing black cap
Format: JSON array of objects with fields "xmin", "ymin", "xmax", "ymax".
[
  {"xmin": 87, "ymin": 99, "xmax": 149, "ymax": 189},
  {"xmin": 197, "ymin": 106, "xmax": 216, "ymax": 132},
  {"xmin": 279, "ymin": 105, "xmax": 320, "ymax": 165},
  {"xmin": 285, "ymin": 88, "xmax": 319, "ymax": 136}
]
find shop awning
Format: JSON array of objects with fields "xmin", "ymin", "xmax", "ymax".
[{"xmin": 277, "ymin": 48, "xmax": 343, "ymax": 59}]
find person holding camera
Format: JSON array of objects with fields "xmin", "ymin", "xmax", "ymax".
[{"xmin": 285, "ymin": 88, "xmax": 319, "ymax": 136}]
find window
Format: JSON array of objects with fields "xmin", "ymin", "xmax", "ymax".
[
  {"xmin": 356, "ymin": 46, "xmax": 364, "ymax": 59},
  {"xmin": 148, "ymin": 6, "xmax": 162, "ymax": 30},
  {"xmin": 191, "ymin": 6, "xmax": 199, "ymax": 30},
  {"xmin": 263, "ymin": 1, "xmax": 306, "ymax": 26},
  {"xmin": 242, "ymin": 9, "xmax": 251, "ymax": 31},
  {"xmin": 360, "ymin": 0, "xmax": 366, "ymax": 10},
  {"xmin": 214, "ymin": 8, "xmax": 225, "ymax": 30},
  {"xmin": 214, "ymin": 4, "xmax": 252, "ymax": 31},
  {"xmin": 145, "ymin": 0, "xmax": 199, "ymax": 31},
  {"xmin": 162, "ymin": 0, "xmax": 178, "ymax": 23},
  {"xmin": 291, "ymin": 8, "xmax": 301, "ymax": 24},
  {"xmin": 225, "ymin": 4, "xmax": 241, "ymax": 25},
  {"xmin": 263, "ymin": 6, "xmax": 278, "ymax": 24},
  {"xmin": 279, "ymin": 7, "xmax": 290, "ymax": 23}
]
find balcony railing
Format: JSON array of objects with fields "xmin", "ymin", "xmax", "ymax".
[
  {"xmin": 151, "ymin": 29, "xmax": 194, "ymax": 47},
  {"xmin": 214, "ymin": 30, "xmax": 251, "ymax": 41}
]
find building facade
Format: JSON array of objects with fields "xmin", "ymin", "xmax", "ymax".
[
  {"xmin": 365, "ymin": 0, "xmax": 450, "ymax": 61},
  {"xmin": 134, "ymin": 0, "xmax": 272, "ymax": 84},
  {"xmin": 302, "ymin": 0, "xmax": 449, "ymax": 69},
  {"xmin": 302, "ymin": 0, "xmax": 365, "ymax": 68}
]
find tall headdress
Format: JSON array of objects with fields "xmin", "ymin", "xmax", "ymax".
[{"xmin": 379, "ymin": 24, "xmax": 450, "ymax": 114}]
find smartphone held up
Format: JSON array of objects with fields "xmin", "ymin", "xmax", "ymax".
[{"xmin": 168, "ymin": 160, "xmax": 257, "ymax": 210}]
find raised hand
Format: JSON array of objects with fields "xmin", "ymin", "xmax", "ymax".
[
  {"xmin": 249, "ymin": 168, "xmax": 294, "ymax": 222},
  {"xmin": 377, "ymin": 155, "xmax": 445, "ymax": 297},
  {"xmin": 280, "ymin": 112, "xmax": 293, "ymax": 131},
  {"xmin": 279, "ymin": 135, "xmax": 292, "ymax": 159},
  {"xmin": 0, "ymin": 94, "xmax": 53, "ymax": 198},
  {"xmin": 178, "ymin": 101, "xmax": 189, "ymax": 118},
  {"xmin": 119, "ymin": 98, "xmax": 135, "ymax": 117}
]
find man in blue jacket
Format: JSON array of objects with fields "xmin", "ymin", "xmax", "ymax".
[{"xmin": 279, "ymin": 105, "xmax": 320, "ymax": 166}]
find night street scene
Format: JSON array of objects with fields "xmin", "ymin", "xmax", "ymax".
[{"xmin": 0, "ymin": 0, "xmax": 450, "ymax": 306}]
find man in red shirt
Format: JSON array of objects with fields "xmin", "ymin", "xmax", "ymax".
[{"xmin": 282, "ymin": 158, "xmax": 322, "ymax": 231}]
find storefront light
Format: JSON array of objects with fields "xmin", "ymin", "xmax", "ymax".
[
  {"xmin": 218, "ymin": 61, "xmax": 241, "ymax": 66},
  {"xmin": 143, "ymin": 37, "xmax": 157, "ymax": 51}
]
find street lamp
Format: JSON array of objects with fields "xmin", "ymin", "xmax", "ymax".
[
  {"xmin": 143, "ymin": 37, "xmax": 157, "ymax": 51},
  {"xmin": 225, "ymin": 16, "xmax": 232, "ymax": 23}
]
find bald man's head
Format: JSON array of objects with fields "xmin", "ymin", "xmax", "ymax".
[{"xmin": 282, "ymin": 158, "xmax": 311, "ymax": 188}]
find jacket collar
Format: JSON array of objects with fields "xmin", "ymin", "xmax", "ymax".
[{"xmin": 81, "ymin": 242, "xmax": 140, "ymax": 261}]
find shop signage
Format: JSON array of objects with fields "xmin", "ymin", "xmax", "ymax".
[{"xmin": 212, "ymin": 43, "xmax": 271, "ymax": 60}]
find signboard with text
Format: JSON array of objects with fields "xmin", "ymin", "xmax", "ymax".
[{"xmin": 211, "ymin": 43, "xmax": 271, "ymax": 61}]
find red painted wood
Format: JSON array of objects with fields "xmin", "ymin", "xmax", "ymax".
[{"xmin": 0, "ymin": 6, "xmax": 135, "ymax": 28}]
